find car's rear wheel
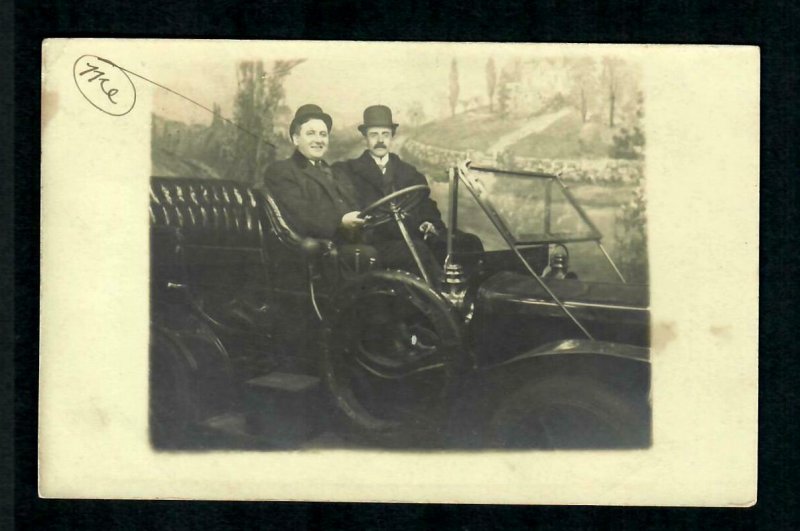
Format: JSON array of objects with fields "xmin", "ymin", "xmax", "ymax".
[
  {"xmin": 489, "ymin": 374, "xmax": 650, "ymax": 449},
  {"xmin": 150, "ymin": 327, "xmax": 199, "ymax": 448},
  {"xmin": 150, "ymin": 319, "xmax": 234, "ymax": 448}
]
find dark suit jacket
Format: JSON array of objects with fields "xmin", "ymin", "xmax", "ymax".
[
  {"xmin": 334, "ymin": 151, "xmax": 446, "ymax": 242},
  {"xmin": 261, "ymin": 150, "xmax": 359, "ymax": 240}
]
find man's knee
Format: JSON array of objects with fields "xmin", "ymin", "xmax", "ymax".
[
  {"xmin": 456, "ymin": 231, "xmax": 484, "ymax": 253},
  {"xmin": 373, "ymin": 239, "xmax": 439, "ymax": 274}
]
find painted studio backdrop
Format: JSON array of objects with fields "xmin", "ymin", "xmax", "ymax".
[{"xmin": 151, "ymin": 52, "xmax": 646, "ymax": 283}]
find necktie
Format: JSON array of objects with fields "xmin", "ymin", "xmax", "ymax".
[
  {"xmin": 318, "ymin": 162, "xmax": 333, "ymax": 181},
  {"xmin": 379, "ymin": 161, "xmax": 393, "ymax": 192},
  {"xmin": 317, "ymin": 163, "xmax": 350, "ymax": 212}
]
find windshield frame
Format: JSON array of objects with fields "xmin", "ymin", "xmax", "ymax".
[
  {"xmin": 445, "ymin": 164, "xmax": 629, "ymax": 340},
  {"xmin": 454, "ymin": 164, "xmax": 626, "ymax": 284},
  {"xmin": 460, "ymin": 165, "xmax": 603, "ymax": 246}
]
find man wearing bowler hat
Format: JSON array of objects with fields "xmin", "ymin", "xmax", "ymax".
[
  {"xmin": 335, "ymin": 104, "xmax": 482, "ymax": 275},
  {"xmin": 262, "ymin": 104, "xmax": 365, "ymax": 241},
  {"xmin": 261, "ymin": 104, "xmax": 379, "ymax": 279}
]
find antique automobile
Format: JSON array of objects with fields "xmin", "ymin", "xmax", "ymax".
[{"xmin": 149, "ymin": 163, "xmax": 650, "ymax": 449}]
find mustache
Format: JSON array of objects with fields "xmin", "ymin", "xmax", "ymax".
[{"xmin": 373, "ymin": 143, "xmax": 387, "ymax": 149}]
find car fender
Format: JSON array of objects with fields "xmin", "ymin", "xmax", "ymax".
[
  {"xmin": 474, "ymin": 339, "xmax": 647, "ymax": 405},
  {"xmin": 448, "ymin": 339, "xmax": 650, "ymax": 442},
  {"xmin": 499, "ymin": 338, "xmax": 649, "ymax": 366},
  {"xmin": 482, "ymin": 339, "xmax": 649, "ymax": 390}
]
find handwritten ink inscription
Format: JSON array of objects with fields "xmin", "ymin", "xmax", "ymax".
[{"xmin": 73, "ymin": 55, "xmax": 136, "ymax": 116}]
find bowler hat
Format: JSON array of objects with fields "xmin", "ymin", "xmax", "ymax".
[
  {"xmin": 357, "ymin": 105, "xmax": 399, "ymax": 134},
  {"xmin": 289, "ymin": 104, "xmax": 333, "ymax": 137}
]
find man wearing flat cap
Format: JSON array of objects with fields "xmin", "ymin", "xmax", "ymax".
[
  {"xmin": 263, "ymin": 104, "xmax": 364, "ymax": 241},
  {"xmin": 335, "ymin": 104, "xmax": 482, "ymax": 272}
]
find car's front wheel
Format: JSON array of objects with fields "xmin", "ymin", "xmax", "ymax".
[
  {"xmin": 489, "ymin": 374, "xmax": 650, "ymax": 449},
  {"xmin": 323, "ymin": 270, "xmax": 470, "ymax": 447}
]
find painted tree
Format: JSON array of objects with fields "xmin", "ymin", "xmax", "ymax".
[
  {"xmin": 207, "ymin": 102, "xmax": 234, "ymax": 171},
  {"xmin": 601, "ymin": 57, "xmax": 626, "ymax": 128},
  {"xmin": 486, "ymin": 57, "xmax": 497, "ymax": 112},
  {"xmin": 449, "ymin": 58, "xmax": 460, "ymax": 117},
  {"xmin": 568, "ymin": 57, "xmax": 598, "ymax": 123},
  {"xmin": 610, "ymin": 89, "xmax": 645, "ymax": 159},
  {"xmin": 228, "ymin": 61, "xmax": 266, "ymax": 182},
  {"xmin": 497, "ymin": 70, "xmax": 512, "ymax": 118},
  {"xmin": 211, "ymin": 102, "xmax": 223, "ymax": 128},
  {"xmin": 227, "ymin": 59, "xmax": 304, "ymax": 183},
  {"xmin": 495, "ymin": 58, "xmax": 524, "ymax": 117}
]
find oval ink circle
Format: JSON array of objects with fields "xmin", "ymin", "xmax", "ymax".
[{"xmin": 73, "ymin": 55, "xmax": 136, "ymax": 116}]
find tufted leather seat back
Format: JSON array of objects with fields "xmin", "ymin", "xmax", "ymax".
[
  {"xmin": 150, "ymin": 177, "xmax": 266, "ymax": 248},
  {"xmin": 149, "ymin": 176, "xmax": 322, "ymax": 302}
]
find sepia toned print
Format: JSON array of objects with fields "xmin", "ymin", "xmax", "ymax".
[
  {"xmin": 148, "ymin": 49, "xmax": 650, "ymax": 450},
  {"xmin": 39, "ymin": 40, "xmax": 758, "ymax": 504}
]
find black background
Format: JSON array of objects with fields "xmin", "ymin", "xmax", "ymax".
[{"xmin": 6, "ymin": 0, "xmax": 798, "ymax": 529}]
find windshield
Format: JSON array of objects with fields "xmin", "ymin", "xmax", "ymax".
[{"xmin": 459, "ymin": 166, "xmax": 601, "ymax": 246}]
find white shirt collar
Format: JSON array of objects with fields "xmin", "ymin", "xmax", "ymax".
[{"xmin": 370, "ymin": 153, "xmax": 390, "ymax": 167}]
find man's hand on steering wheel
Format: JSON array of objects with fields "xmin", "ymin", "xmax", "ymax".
[
  {"xmin": 355, "ymin": 184, "xmax": 434, "ymax": 285},
  {"xmin": 340, "ymin": 210, "xmax": 365, "ymax": 230},
  {"xmin": 356, "ymin": 184, "xmax": 429, "ymax": 230}
]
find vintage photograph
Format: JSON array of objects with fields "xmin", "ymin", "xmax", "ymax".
[
  {"xmin": 146, "ymin": 47, "xmax": 650, "ymax": 450},
  {"xmin": 40, "ymin": 40, "xmax": 758, "ymax": 504}
]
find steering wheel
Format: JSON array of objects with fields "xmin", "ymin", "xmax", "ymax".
[
  {"xmin": 323, "ymin": 269, "xmax": 470, "ymax": 446},
  {"xmin": 357, "ymin": 184, "xmax": 429, "ymax": 229}
]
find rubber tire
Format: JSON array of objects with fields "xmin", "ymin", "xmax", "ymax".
[
  {"xmin": 149, "ymin": 329, "xmax": 200, "ymax": 448},
  {"xmin": 489, "ymin": 374, "xmax": 650, "ymax": 449}
]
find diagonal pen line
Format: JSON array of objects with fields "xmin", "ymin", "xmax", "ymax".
[{"xmin": 98, "ymin": 56, "xmax": 276, "ymax": 150}]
